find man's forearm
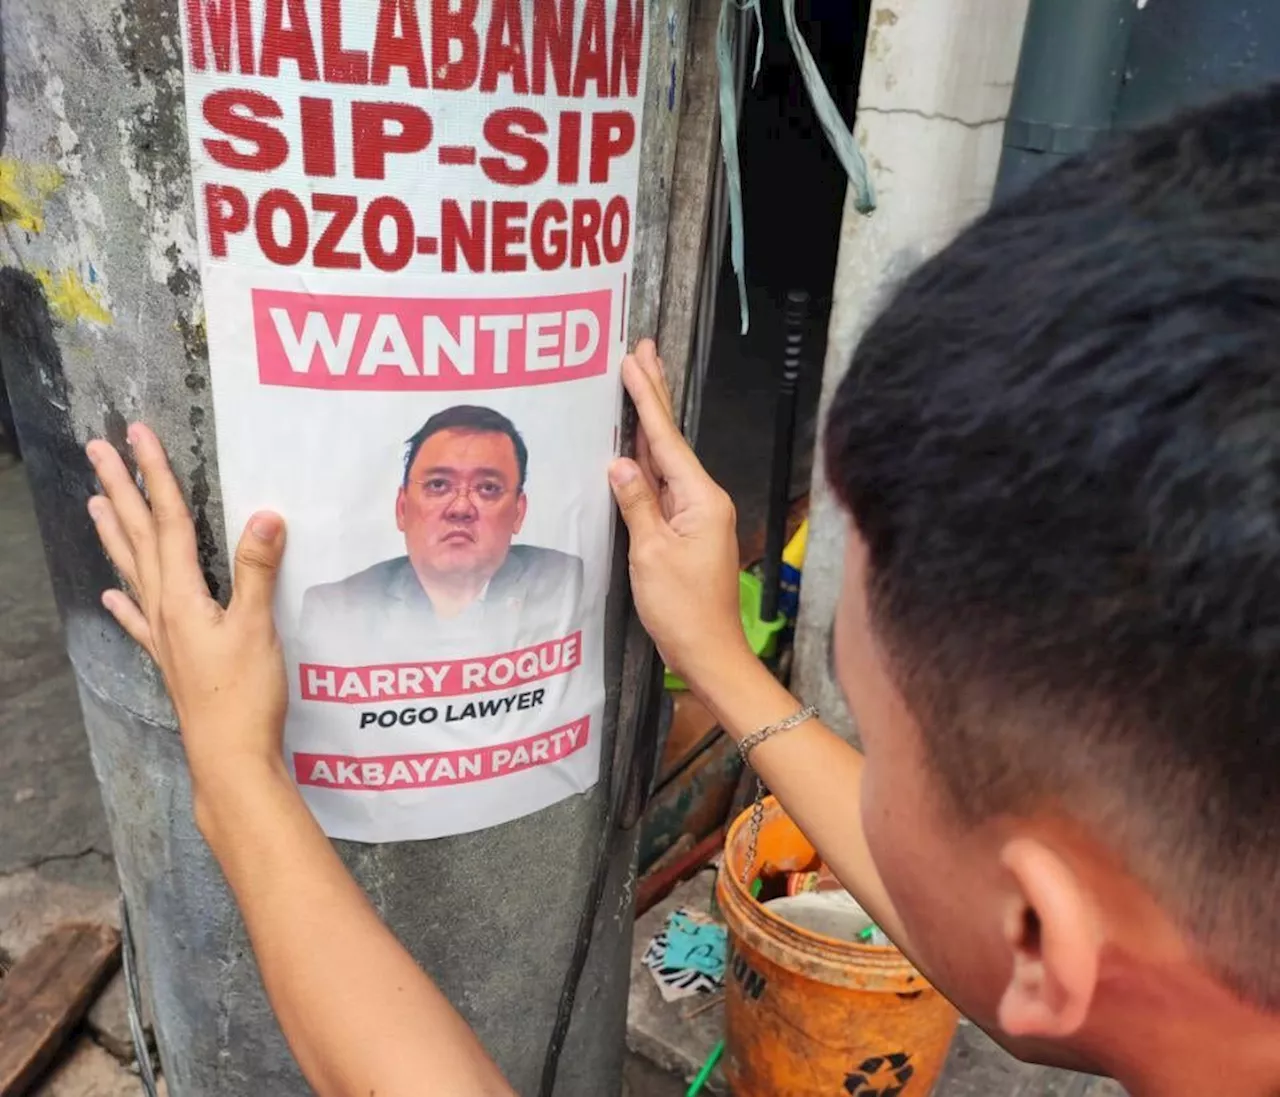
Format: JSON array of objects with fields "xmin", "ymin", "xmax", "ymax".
[
  {"xmin": 686, "ymin": 653, "xmax": 910, "ymax": 949},
  {"xmin": 197, "ymin": 761, "xmax": 514, "ymax": 1097}
]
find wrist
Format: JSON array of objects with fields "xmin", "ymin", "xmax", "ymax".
[
  {"xmin": 683, "ymin": 645, "xmax": 788, "ymax": 738},
  {"xmin": 675, "ymin": 633, "xmax": 752, "ymax": 686},
  {"xmin": 192, "ymin": 753, "xmax": 295, "ymax": 847}
]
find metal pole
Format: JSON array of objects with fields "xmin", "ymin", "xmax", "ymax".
[
  {"xmin": 759, "ymin": 290, "xmax": 806, "ymax": 625},
  {"xmin": 996, "ymin": 0, "xmax": 1136, "ymax": 200},
  {"xmin": 0, "ymin": 3, "xmax": 689, "ymax": 1094}
]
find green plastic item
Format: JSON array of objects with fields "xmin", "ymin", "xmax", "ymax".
[
  {"xmin": 686, "ymin": 1039, "xmax": 725, "ymax": 1097},
  {"xmin": 664, "ymin": 571, "xmax": 786, "ymax": 691}
]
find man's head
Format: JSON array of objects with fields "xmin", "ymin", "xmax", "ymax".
[
  {"xmin": 825, "ymin": 85, "xmax": 1280, "ymax": 1060},
  {"xmin": 397, "ymin": 406, "xmax": 529, "ymax": 594}
]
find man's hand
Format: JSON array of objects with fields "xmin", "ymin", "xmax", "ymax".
[
  {"xmin": 610, "ymin": 339, "xmax": 913, "ymax": 957},
  {"xmin": 609, "ymin": 340, "xmax": 753, "ymax": 686},
  {"xmin": 85, "ymin": 426, "xmax": 516, "ymax": 1097},
  {"xmin": 86, "ymin": 425, "xmax": 289, "ymax": 818}
]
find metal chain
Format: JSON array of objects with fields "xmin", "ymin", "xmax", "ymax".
[
  {"xmin": 738, "ymin": 705, "xmax": 818, "ymax": 888},
  {"xmin": 741, "ymin": 777, "xmax": 766, "ymax": 887}
]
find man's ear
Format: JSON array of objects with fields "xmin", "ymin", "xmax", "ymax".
[
  {"xmin": 996, "ymin": 837, "xmax": 1101, "ymax": 1041},
  {"xmin": 513, "ymin": 491, "xmax": 527, "ymax": 534},
  {"xmin": 396, "ymin": 485, "xmax": 408, "ymax": 533}
]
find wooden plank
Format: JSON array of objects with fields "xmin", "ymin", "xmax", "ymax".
[
  {"xmin": 640, "ymin": 732, "xmax": 741, "ymax": 871},
  {"xmin": 636, "ymin": 829, "xmax": 726, "ymax": 917},
  {"xmin": 656, "ymin": 0, "xmax": 724, "ymax": 417},
  {"xmin": 655, "ymin": 692, "xmax": 720, "ymax": 786},
  {"xmin": 645, "ymin": 834, "xmax": 696, "ymax": 878},
  {"xmin": 609, "ymin": 0, "xmax": 693, "ymax": 832},
  {"xmin": 0, "ymin": 922, "xmax": 122, "ymax": 1097}
]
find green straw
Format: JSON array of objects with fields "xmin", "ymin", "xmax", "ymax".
[
  {"xmin": 686, "ymin": 1040, "xmax": 724, "ymax": 1097},
  {"xmin": 858, "ymin": 922, "xmax": 889, "ymax": 944}
]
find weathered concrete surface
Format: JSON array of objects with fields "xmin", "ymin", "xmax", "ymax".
[
  {"xmin": 39, "ymin": 1037, "xmax": 167, "ymax": 1097},
  {"xmin": 0, "ymin": 465, "xmax": 117, "ymax": 928},
  {"xmin": 0, "ymin": 2, "xmax": 690, "ymax": 1092},
  {"xmin": 0, "ymin": 186, "xmax": 123, "ymax": 1097},
  {"xmin": 0, "ymin": 460, "xmax": 145, "ymax": 1091},
  {"xmin": 0, "ymin": 467, "xmax": 112, "ymax": 877},
  {"xmin": 0, "ymin": 864, "xmax": 119, "ymax": 964},
  {"xmin": 622, "ymin": 1052, "xmax": 686, "ymax": 1097},
  {"xmin": 86, "ymin": 972, "xmax": 136, "ymax": 1062}
]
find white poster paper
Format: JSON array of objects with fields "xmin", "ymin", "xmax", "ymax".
[{"xmin": 178, "ymin": 0, "xmax": 648, "ymax": 841}]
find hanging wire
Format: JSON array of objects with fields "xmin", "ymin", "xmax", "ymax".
[
  {"xmin": 713, "ymin": 0, "xmax": 878, "ymax": 334},
  {"xmin": 780, "ymin": 0, "xmax": 876, "ymax": 214},
  {"xmin": 120, "ymin": 895, "xmax": 161, "ymax": 1097},
  {"xmin": 715, "ymin": 0, "xmax": 764, "ymax": 334}
]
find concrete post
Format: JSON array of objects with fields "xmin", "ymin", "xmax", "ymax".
[
  {"xmin": 0, "ymin": 2, "xmax": 689, "ymax": 1093},
  {"xmin": 790, "ymin": 0, "xmax": 1030, "ymax": 739}
]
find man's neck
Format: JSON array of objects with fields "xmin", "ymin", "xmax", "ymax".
[
  {"xmin": 413, "ymin": 567, "xmax": 493, "ymax": 619},
  {"xmin": 1089, "ymin": 962, "xmax": 1280, "ymax": 1096}
]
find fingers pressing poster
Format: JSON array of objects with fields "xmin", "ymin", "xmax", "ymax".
[{"xmin": 178, "ymin": 0, "xmax": 648, "ymax": 841}]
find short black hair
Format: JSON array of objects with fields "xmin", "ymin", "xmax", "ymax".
[
  {"xmin": 403, "ymin": 405, "xmax": 529, "ymax": 491},
  {"xmin": 826, "ymin": 84, "xmax": 1280, "ymax": 1007}
]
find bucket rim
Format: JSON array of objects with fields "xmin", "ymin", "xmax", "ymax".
[{"xmin": 719, "ymin": 796, "xmax": 932, "ymax": 991}]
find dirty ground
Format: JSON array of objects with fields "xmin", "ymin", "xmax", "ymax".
[{"xmin": 0, "ymin": 454, "xmax": 153, "ymax": 1093}]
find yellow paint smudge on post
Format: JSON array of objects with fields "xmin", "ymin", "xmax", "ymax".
[
  {"xmin": 33, "ymin": 269, "xmax": 113, "ymax": 326},
  {"xmin": 0, "ymin": 160, "xmax": 64, "ymax": 233}
]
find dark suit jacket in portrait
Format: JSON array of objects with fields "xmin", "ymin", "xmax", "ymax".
[{"xmin": 297, "ymin": 546, "xmax": 585, "ymax": 663}]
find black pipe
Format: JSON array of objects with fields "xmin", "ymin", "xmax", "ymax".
[
  {"xmin": 0, "ymin": 364, "xmax": 19, "ymax": 461},
  {"xmin": 759, "ymin": 290, "xmax": 807, "ymax": 624}
]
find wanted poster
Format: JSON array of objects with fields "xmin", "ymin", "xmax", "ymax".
[{"xmin": 177, "ymin": 0, "xmax": 647, "ymax": 840}]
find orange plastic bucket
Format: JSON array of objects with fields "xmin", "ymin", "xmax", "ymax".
[{"xmin": 716, "ymin": 798, "xmax": 958, "ymax": 1096}]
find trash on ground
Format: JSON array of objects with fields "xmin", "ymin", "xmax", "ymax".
[{"xmin": 643, "ymin": 908, "xmax": 728, "ymax": 1002}]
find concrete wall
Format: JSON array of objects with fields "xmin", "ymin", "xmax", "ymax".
[{"xmin": 791, "ymin": 0, "xmax": 1030, "ymax": 739}]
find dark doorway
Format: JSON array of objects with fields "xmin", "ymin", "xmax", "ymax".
[{"xmin": 693, "ymin": 2, "xmax": 871, "ymax": 550}]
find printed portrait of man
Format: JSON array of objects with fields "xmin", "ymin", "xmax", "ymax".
[{"xmin": 299, "ymin": 405, "xmax": 584, "ymax": 653}]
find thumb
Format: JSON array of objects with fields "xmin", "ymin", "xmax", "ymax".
[
  {"xmin": 230, "ymin": 512, "xmax": 286, "ymax": 618},
  {"xmin": 609, "ymin": 459, "xmax": 663, "ymax": 544}
]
